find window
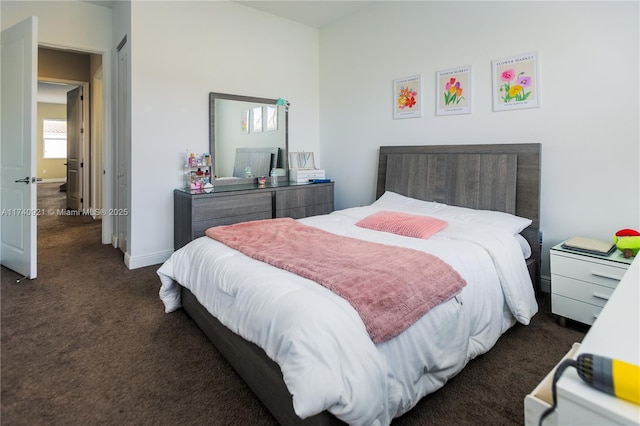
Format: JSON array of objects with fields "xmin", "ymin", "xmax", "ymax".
[{"xmin": 43, "ymin": 119, "xmax": 67, "ymax": 159}]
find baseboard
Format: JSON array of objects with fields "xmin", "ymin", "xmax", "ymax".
[
  {"xmin": 540, "ymin": 274, "xmax": 551, "ymax": 294},
  {"xmin": 125, "ymin": 249, "xmax": 173, "ymax": 269}
]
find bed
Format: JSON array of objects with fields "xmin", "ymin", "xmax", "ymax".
[{"xmin": 158, "ymin": 143, "xmax": 541, "ymax": 425}]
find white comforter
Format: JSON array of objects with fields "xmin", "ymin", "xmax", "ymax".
[{"xmin": 157, "ymin": 204, "xmax": 537, "ymax": 425}]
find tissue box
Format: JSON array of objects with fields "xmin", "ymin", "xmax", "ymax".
[{"xmin": 289, "ymin": 152, "xmax": 325, "ymax": 182}]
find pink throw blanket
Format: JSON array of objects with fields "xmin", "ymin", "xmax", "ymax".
[{"xmin": 206, "ymin": 218, "xmax": 466, "ymax": 343}]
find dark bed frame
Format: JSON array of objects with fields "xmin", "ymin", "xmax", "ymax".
[{"xmin": 179, "ymin": 143, "xmax": 541, "ymax": 425}]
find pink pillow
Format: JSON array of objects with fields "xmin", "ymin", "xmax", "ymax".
[{"xmin": 356, "ymin": 211, "xmax": 447, "ymax": 239}]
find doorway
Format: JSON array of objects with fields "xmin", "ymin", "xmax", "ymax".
[
  {"xmin": 37, "ymin": 81, "xmax": 83, "ymax": 197},
  {"xmin": 1, "ymin": 16, "xmax": 114, "ymax": 279},
  {"xmin": 37, "ymin": 46, "xmax": 104, "ymax": 232}
]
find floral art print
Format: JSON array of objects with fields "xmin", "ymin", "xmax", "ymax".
[
  {"xmin": 393, "ymin": 75, "xmax": 421, "ymax": 119},
  {"xmin": 436, "ymin": 66, "xmax": 471, "ymax": 116},
  {"xmin": 492, "ymin": 52, "xmax": 540, "ymax": 111}
]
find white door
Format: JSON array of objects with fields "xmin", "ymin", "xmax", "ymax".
[
  {"xmin": 66, "ymin": 86, "xmax": 83, "ymax": 210},
  {"xmin": 0, "ymin": 17, "xmax": 38, "ymax": 279}
]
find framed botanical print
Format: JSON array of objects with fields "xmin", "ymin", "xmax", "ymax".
[
  {"xmin": 436, "ymin": 65, "xmax": 471, "ymax": 116},
  {"xmin": 492, "ymin": 52, "xmax": 540, "ymax": 111},
  {"xmin": 393, "ymin": 75, "xmax": 421, "ymax": 119}
]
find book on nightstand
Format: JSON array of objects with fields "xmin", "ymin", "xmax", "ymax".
[{"xmin": 561, "ymin": 236, "xmax": 616, "ymax": 256}]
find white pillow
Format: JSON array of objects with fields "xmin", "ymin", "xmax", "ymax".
[
  {"xmin": 373, "ymin": 191, "xmax": 532, "ymax": 235},
  {"xmin": 515, "ymin": 234, "xmax": 532, "ymax": 259},
  {"xmin": 370, "ymin": 191, "xmax": 445, "ymax": 215},
  {"xmin": 434, "ymin": 204, "xmax": 532, "ymax": 235}
]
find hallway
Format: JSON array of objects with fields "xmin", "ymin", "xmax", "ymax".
[{"xmin": 37, "ymin": 182, "xmax": 100, "ymax": 241}]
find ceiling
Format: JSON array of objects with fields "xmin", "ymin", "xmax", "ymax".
[
  {"xmin": 38, "ymin": 82, "xmax": 79, "ymax": 104},
  {"xmin": 83, "ymin": 0, "xmax": 115, "ymax": 8},
  {"xmin": 82, "ymin": 1, "xmax": 373, "ymax": 29},
  {"xmin": 236, "ymin": 1, "xmax": 374, "ymax": 28}
]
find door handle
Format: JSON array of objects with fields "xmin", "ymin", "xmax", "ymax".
[
  {"xmin": 591, "ymin": 271, "xmax": 621, "ymax": 281},
  {"xmin": 592, "ymin": 292, "xmax": 610, "ymax": 301},
  {"xmin": 15, "ymin": 177, "xmax": 30, "ymax": 184}
]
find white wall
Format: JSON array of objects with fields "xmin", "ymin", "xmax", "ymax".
[
  {"xmin": 1, "ymin": 1, "xmax": 112, "ymax": 50},
  {"xmin": 126, "ymin": 1, "xmax": 320, "ymax": 267},
  {"xmin": 319, "ymin": 1, "xmax": 640, "ymax": 278}
]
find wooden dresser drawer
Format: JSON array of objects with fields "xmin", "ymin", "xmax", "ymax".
[
  {"xmin": 275, "ymin": 183, "xmax": 334, "ymax": 219},
  {"xmin": 551, "ymin": 254, "xmax": 627, "ymax": 289},
  {"xmin": 276, "ymin": 184, "xmax": 334, "ymax": 210},
  {"xmin": 551, "ymin": 275, "xmax": 614, "ymax": 307},
  {"xmin": 192, "ymin": 192, "xmax": 272, "ymax": 221},
  {"xmin": 174, "ymin": 184, "xmax": 336, "ymax": 251},
  {"xmin": 192, "ymin": 211, "xmax": 273, "ymax": 237},
  {"xmin": 276, "ymin": 204, "xmax": 334, "ymax": 220}
]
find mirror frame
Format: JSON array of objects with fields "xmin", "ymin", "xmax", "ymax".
[{"xmin": 209, "ymin": 92, "xmax": 288, "ymax": 186}]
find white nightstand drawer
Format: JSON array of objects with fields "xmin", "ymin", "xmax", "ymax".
[
  {"xmin": 551, "ymin": 255, "xmax": 627, "ymax": 289},
  {"xmin": 524, "ymin": 342, "xmax": 581, "ymax": 426},
  {"xmin": 552, "ymin": 275, "xmax": 615, "ymax": 307},
  {"xmin": 551, "ymin": 294, "xmax": 602, "ymax": 325}
]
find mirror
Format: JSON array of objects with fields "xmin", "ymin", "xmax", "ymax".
[{"xmin": 209, "ymin": 92, "xmax": 288, "ymax": 185}]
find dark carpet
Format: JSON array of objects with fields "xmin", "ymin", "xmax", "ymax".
[{"xmin": 1, "ymin": 183, "xmax": 586, "ymax": 425}]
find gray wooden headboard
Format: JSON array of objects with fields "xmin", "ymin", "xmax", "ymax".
[{"xmin": 376, "ymin": 144, "xmax": 541, "ymax": 290}]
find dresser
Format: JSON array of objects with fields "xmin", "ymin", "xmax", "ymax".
[
  {"xmin": 550, "ymin": 242, "xmax": 633, "ymax": 326},
  {"xmin": 174, "ymin": 182, "xmax": 334, "ymax": 250},
  {"xmin": 525, "ymin": 258, "xmax": 639, "ymax": 426},
  {"xmin": 556, "ymin": 257, "xmax": 639, "ymax": 425}
]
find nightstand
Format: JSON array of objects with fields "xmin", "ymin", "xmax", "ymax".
[
  {"xmin": 526, "ymin": 258, "xmax": 639, "ymax": 425},
  {"xmin": 556, "ymin": 258, "xmax": 639, "ymax": 425},
  {"xmin": 550, "ymin": 241, "xmax": 633, "ymax": 326}
]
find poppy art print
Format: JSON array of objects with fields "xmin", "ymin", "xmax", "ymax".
[
  {"xmin": 436, "ymin": 66, "xmax": 471, "ymax": 116},
  {"xmin": 393, "ymin": 75, "xmax": 421, "ymax": 119},
  {"xmin": 492, "ymin": 52, "xmax": 540, "ymax": 111}
]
